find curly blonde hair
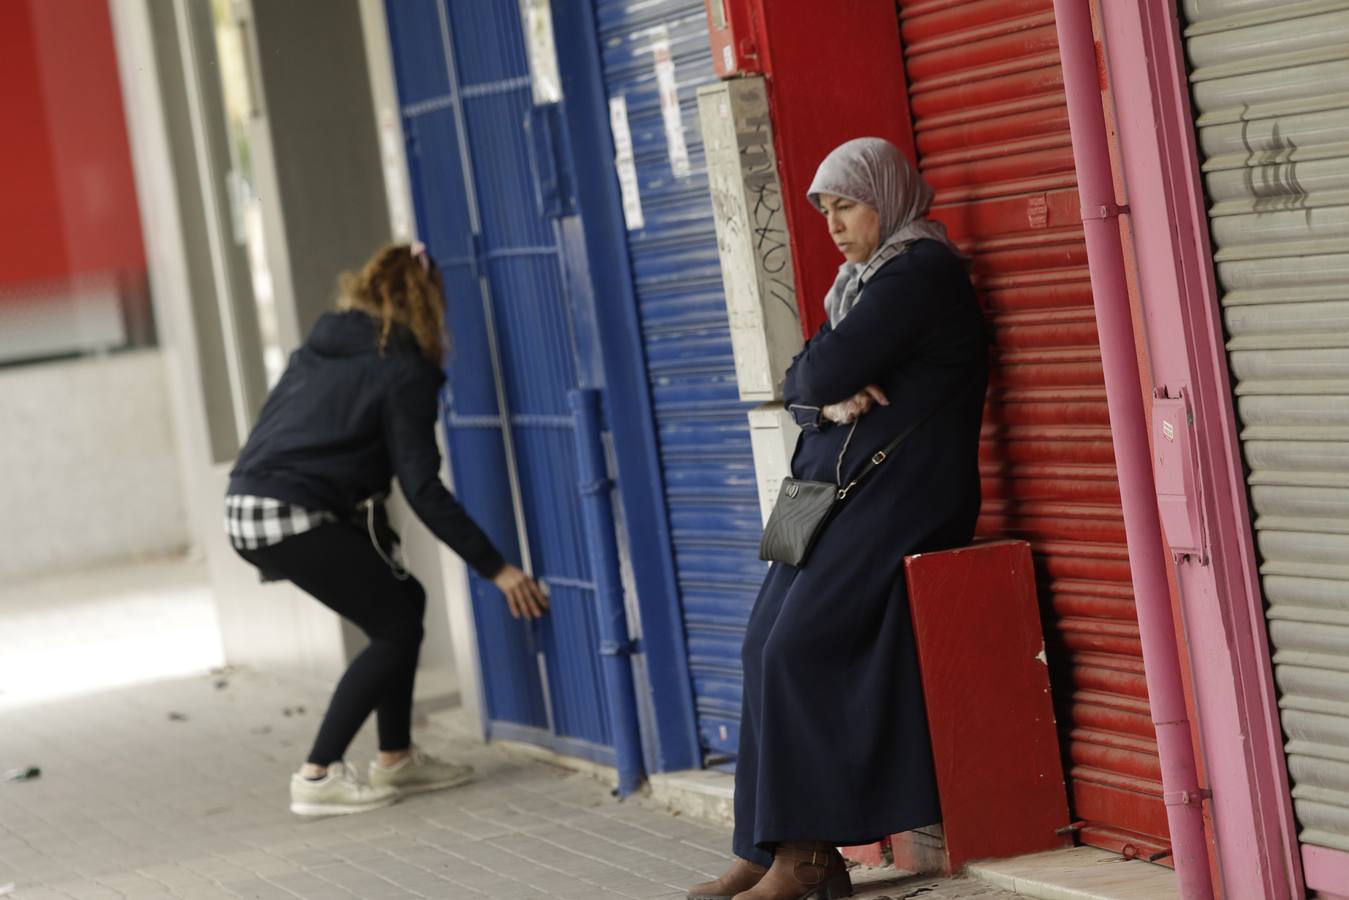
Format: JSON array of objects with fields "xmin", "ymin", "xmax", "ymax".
[{"xmin": 338, "ymin": 242, "xmax": 448, "ymax": 364}]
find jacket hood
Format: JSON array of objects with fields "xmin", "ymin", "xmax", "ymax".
[
  {"xmin": 307, "ymin": 310, "xmax": 405, "ymax": 358},
  {"xmin": 306, "ymin": 311, "xmax": 445, "ymax": 385}
]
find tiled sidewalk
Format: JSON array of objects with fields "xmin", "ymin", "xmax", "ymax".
[{"xmin": 0, "ymin": 665, "xmax": 1016, "ymax": 899}]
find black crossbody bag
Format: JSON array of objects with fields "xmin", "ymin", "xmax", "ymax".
[{"xmin": 758, "ymin": 387, "xmax": 960, "ymax": 567}]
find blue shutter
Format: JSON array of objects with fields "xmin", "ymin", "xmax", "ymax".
[
  {"xmin": 386, "ymin": 0, "xmax": 616, "ymax": 762},
  {"xmin": 593, "ymin": 0, "xmax": 763, "ymax": 764}
]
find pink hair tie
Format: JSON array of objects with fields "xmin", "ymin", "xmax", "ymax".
[{"xmin": 409, "ymin": 240, "xmax": 430, "ymax": 272}]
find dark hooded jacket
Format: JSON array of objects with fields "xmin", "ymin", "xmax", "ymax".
[{"xmin": 228, "ymin": 310, "xmax": 504, "ymax": 578}]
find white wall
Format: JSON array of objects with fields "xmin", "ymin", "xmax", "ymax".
[{"xmin": 0, "ymin": 350, "xmax": 191, "ymax": 581}]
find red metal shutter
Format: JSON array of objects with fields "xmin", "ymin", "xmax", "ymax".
[{"xmin": 897, "ymin": 0, "xmax": 1170, "ymax": 861}]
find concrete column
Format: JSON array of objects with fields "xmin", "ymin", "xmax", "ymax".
[
  {"xmin": 241, "ymin": 0, "xmax": 391, "ymax": 342},
  {"xmin": 115, "ymin": 0, "xmax": 467, "ymax": 694},
  {"xmin": 111, "ymin": 0, "xmax": 347, "ymax": 681}
]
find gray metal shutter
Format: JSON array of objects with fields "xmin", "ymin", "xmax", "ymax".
[
  {"xmin": 1184, "ymin": 0, "xmax": 1349, "ymax": 853},
  {"xmin": 594, "ymin": 0, "xmax": 763, "ymax": 765}
]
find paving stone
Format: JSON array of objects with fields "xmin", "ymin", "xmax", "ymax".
[
  {"xmin": 45, "ymin": 883, "xmax": 122, "ymax": 900},
  {"xmin": 134, "ymin": 864, "xmax": 211, "ymax": 889},
  {"xmin": 218, "ymin": 879, "xmax": 299, "ymax": 899},
  {"xmin": 8, "ymin": 890, "xmax": 78, "ymax": 900},
  {"xmin": 92, "ymin": 872, "xmax": 166, "ymax": 895},
  {"xmin": 174, "ymin": 886, "xmax": 239, "ymax": 900}
]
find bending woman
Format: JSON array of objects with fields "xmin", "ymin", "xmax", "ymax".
[
  {"xmin": 689, "ymin": 139, "xmax": 988, "ymax": 900},
  {"xmin": 227, "ymin": 242, "xmax": 547, "ymax": 816}
]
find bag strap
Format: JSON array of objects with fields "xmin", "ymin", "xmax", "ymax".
[{"xmin": 834, "ymin": 372, "xmax": 980, "ymax": 500}]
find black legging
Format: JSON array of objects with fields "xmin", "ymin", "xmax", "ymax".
[{"xmin": 238, "ymin": 523, "xmax": 426, "ymax": 765}]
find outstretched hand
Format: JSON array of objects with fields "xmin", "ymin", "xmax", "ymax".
[
  {"xmin": 492, "ymin": 564, "xmax": 549, "ymax": 619},
  {"xmin": 822, "ymin": 384, "xmax": 889, "ymax": 424}
]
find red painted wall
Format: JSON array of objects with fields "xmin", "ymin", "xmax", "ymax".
[
  {"xmin": 0, "ymin": 0, "xmax": 145, "ymax": 293},
  {"xmin": 705, "ymin": 0, "xmax": 917, "ymax": 337},
  {"xmin": 0, "ymin": 0, "xmax": 68, "ymax": 286}
]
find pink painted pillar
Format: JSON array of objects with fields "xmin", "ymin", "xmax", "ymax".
[
  {"xmin": 1051, "ymin": 1, "xmax": 1213, "ymax": 896},
  {"xmin": 1093, "ymin": 2, "xmax": 1303, "ymax": 898}
]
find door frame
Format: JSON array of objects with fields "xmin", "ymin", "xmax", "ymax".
[{"xmin": 1095, "ymin": 1, "xmax": 1303, "ymax": 896}]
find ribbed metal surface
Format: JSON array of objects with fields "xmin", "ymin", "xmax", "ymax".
[
  {"xmin": 898, "ymin": 0, "xmax": 1168, "ymax": 857},
  {"xmin": 595, "ymin": 0, "xmax": 762, "ymax": 763},
  {"xmin": 386, "ymin": 0, "xmax": 614, "ymax": 755},
  {"xmin": 1184, "ymin": 0, "xmax": 1349, "ymax": 855}
]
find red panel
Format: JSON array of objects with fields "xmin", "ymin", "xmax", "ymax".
[
  {"xmin": 900, "ymin": 540, "xmax": 1071, "ymax": 872},
  {"xmin": 906, "ymin": 23, "xmax": 1061, "ymax": 82},
  {"xmin": 729, "ymin": 0, "xmax": 915, "ymax": 337},
  {"xmin": 1073, "ymin": 781, "xmax": 1170, "ymax": 848},
  {"xmin": 924, "ymin": 144, "xmax": 1077, "ymax": 192},
  {"xmin": 943, "ymin": 192, "xmax": 1082, "ymax": 238},
  {"xmin": 27, "ymin": 0, "xmax": 146, "ymax": 280},
  {"xmin": 985, "ymin": 439, "xmax": 1117, "ymax": 465},
  {"xmin": 987, "ymin": 392, "xmax": 1111, "ymax": 426},
  {"xmin": 918, "ymin": 104, "xmax": 1070, "ymax": 156},
  {"xmin": 898, "ymin": 0, "xmax": 1169, "ymax": 861},
  {"xmin": 1071, "ymin": 654, "xmax": 1147, "ymax": 693},
  {"xmin": 0, "ymin": 0, "xmax": 67, "ymax": 287},
  {"xmin": 902, "ymin": 0, "xmax": 1053, "ymax": 43},
  {"xmin": 910, "ymin": 64, "xmax": 1064, "ymax": 121},
  {"xmin": 0, "ymin": 0, "xmax": 146, "ymax": 293},
  {"xmin": 979, "ymin": 518, "xmax": 1124, "ymax": 547},
  {"xmin": 971, "ymin": 236, "xmax": 1084, "ymax": 271},
  {"xmin": 1071, "ymin": 694, "xmax": 1155, "ymax": 740},
  {"xmin": 1050, "ymin": 585, "xmax": 1138, "ymax": 619}
]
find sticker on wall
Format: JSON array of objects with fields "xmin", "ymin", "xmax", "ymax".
[
  {"xmin": 608, "ymin": 95, "xmax": 645, "ymax": 231},
  {"xmin": 649, "ymin": 25, "xmax": 692, "ymax": 178},
  {"xmin": 518, "ymin": 0, "xmax": 562, "ymax": 105}
]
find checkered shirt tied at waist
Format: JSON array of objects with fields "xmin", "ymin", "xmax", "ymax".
[{"xmin": 224, "ymin": 494, "xmax": 336, "ymax": 550}]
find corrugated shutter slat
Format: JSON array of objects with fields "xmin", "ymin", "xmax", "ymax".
[
  {"xmin": 1184, "ymin": 0, "xmax": 1349, "ymax": 856},
  {"xmin": 899, "ymin": 0, "xmax": 1170, "ymax": 858}
]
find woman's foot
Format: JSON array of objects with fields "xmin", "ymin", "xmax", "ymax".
[
  {"xmin": 732, "ymin": 843, "xmax": 852, "ymax": 899},
  {"xmin": 368, "ymin": 744, "xmax": 474, "ymax": 795},
  {"xmin": 686, "ymin": 857, "xmax": 768, "ymax": 900},
  {"xmin": 289, "ymin": 761, "xmax": 399, "ymax": 816}
]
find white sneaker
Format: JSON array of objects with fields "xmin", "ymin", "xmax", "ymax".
[
  {"xmin": 369, "ymin": 745, "xmax": 474, "ymax": 795},
  {"xmin": 289, "ymin": 761, "xmax": 399, "ymax": 816}
]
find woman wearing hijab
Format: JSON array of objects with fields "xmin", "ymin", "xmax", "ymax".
[{"xmin": 688, "ymin": 139, "xmax": 987, "ymax": 899}]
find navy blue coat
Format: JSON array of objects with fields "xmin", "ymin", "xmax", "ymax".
[
  {"xmin": 733, "ymin": 240, "xmax": 988, "ymax": 862},
  {"xmin": 229, "ymin": 311, "xmax": 504, "ymax": 578}
]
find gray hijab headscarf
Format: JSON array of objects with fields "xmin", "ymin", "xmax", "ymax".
[{"xmin": 808, "ymin": 137, "xmax": 965, "ymax": 326}]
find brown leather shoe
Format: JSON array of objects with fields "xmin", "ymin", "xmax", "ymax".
[
  {"xmin": 687, "ymin": 856, "xmax": 768, "ymax": 900},
  {"xmin": 731, "ymin": 842, "xmax": 852, "ymax": 900}
]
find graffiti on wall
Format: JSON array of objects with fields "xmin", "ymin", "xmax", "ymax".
[
  {"xmin": 737, "ymin": 108, "xmax": 796, "ymax": 318},
  {"xmin": 698, "ymin": 77, "xmax": 800, "ymax": 403}
]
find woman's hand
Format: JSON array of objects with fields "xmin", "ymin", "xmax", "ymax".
[
  {"xmin": 822, "ymin": 397, "xmax": 866, "ymax": 424},
  {"xmin": 822, "ymin": 384, "xmax": 889, "ymax": 424},
  {"xmin": 492, "ymin": 564, "xmax": 549, "ymax": 619}
]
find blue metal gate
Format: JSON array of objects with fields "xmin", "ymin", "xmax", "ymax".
[
  {"xmin": 594, "ymin": 0, "xmax": 763, "ymax": 765},
  {"xmin": 385, "ymin": 0, "xmax": 617, "ymax": 762}
]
